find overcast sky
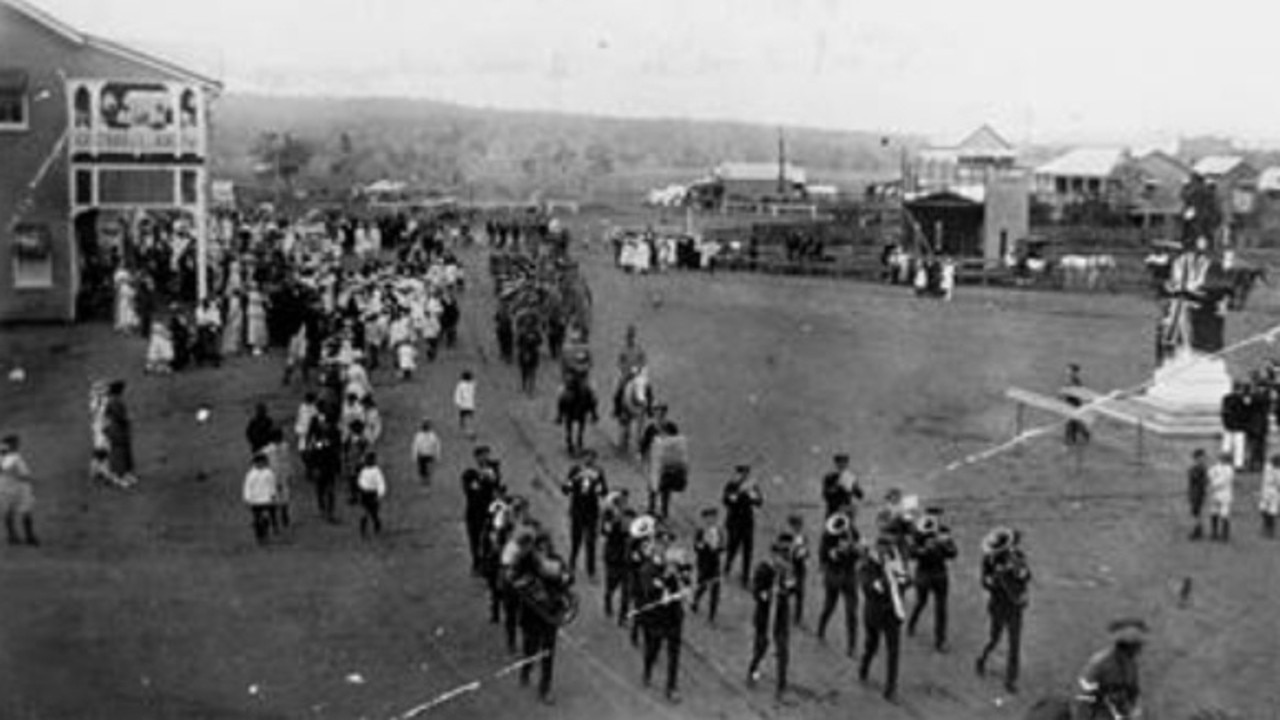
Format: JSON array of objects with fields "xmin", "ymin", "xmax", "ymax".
[{"xmin": 25, "ymin": 0, "xmax": 1280, "ymax": 146}]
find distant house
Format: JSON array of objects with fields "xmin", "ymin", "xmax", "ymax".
[
  {"xmin": 685, "ymin": 161, "xmax": 808, "ymax": 210},
  {"xmin": 910, "ymin": 124, "xmax": 1019, "ymax": 202},
  {"xmin": 1252, "ymin": 167, "xmax": 1280, "ymax": 241},
  {"xmin": 903, "ymin": 125, "xmax": 1029, "ymax": 260},
  {"xmin": 1034, "ymin": 148, "xmax": 1131, "ymax": 220},
  {"xmin": 1117, "ymin": 151, "xmax": 1192, "ymax": 235},
  {"xmin": 1192, "ymin": 155, "xmax": 1258, "ymax": 234}
]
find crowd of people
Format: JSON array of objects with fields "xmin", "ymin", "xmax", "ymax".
[{"xmin": 0, "ymin": 206, "xmax": 1157, "ymax": 720}]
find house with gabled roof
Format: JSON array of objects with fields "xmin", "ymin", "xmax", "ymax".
[{"xmin": 0, "ymin": 0, "xmax": 221, "ymax": 322}]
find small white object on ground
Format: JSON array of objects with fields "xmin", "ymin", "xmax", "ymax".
[
  {"xmin": 8, "ymin": 367, "xmax": 25, "ymax": 383},
  {"xmin": 196, "ymin": 407, "xmax": 211, "ymax": 423},
  {"xmin": 346, "ymin": 673, "xmax": 365, "ymax": 685}
]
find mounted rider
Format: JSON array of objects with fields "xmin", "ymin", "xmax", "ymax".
[
  {"xmin": 1076, "ymin": 619, "xmax": 1148, "ymax": 719},
  {"xmin": 560, "ymin": 323, "xmax": 593, "ymax": 390},
  {"xmin": 615, "ymin": 325, "xmax": 649, "ymax": 415}
]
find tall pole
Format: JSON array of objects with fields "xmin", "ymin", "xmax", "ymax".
[{"xmin": 778, "ymin": 127, "xmax": 786, "ymax": 197}]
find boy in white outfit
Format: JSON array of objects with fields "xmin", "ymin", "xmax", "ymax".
[{"xmin": 1208, "ymin": 451, "xmax": 1234, "ymax": 542}]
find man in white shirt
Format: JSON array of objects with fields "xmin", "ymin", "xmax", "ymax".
[
  {"xmin": 1208, "ymin": 451, "xmax": 1234, "ymax": 542},
  {"xmin": 357, "ymin": 452, "xmax": 388, "ymax": 538},
  {"xmin": 411, "ymin": 420, "xmax": 441, "ymax": 488},
  {"xmin": 455, "ymin": 371, "xmax": 477, "ymax": 439}
]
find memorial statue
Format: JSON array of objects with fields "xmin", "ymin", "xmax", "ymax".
[{"xmin": 1157, "ymin": 235, "xmax": 1230, "ymax": 363}]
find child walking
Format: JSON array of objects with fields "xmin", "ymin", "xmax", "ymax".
[
  {"xmin": 243, "ymin": 453, "xmax": 276, "ymax": 545},
  {"xmin": 411, "ymin": 419, "xmax": 441, "ymax": 488},
  {"xmin": 357, "ymin": 452, "xmax": 387, "ymax": 538},
  {"xmin": 454, "ymin": 370, "xmax": 477, "ymax": 439}
]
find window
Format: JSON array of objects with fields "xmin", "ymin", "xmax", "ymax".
[
  {"xmin": 75, "ymin": 169, "xmax": 94, "ymax": 205},
  {"xmin": 0, "ymin": 68, "xmax": 30, "ymax": 130},
  {"xmin": 12, "ymin": 224, "xmax": 53, "ymax": 289}
]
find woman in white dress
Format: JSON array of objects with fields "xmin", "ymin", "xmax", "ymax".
[
  {"xmin": 222, "ymin": 290, "xmax": 244, "ymax": 356},
  {"xmin": 247, "ymin": 287, "xmax": 269, "ymax": 356},
  {"xmin": 113, "ymin": 268, "xmax": 139, "ymax": 334}
]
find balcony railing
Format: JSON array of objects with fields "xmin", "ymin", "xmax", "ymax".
[{"xmin": 70, "ymin": 127, "xmax": 205, "ymax": 158}]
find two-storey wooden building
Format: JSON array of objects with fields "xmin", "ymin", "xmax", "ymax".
[{"xmin": 0, "ymin": 0, "xmax": 220, "ymax": 322}]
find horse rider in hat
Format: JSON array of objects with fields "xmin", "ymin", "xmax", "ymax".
[
  {"xmin": 975, "ymin": 526, "xmax": 1032, "ymax": 695},
  {"xmin": 1076, "ymin": 619, "xmax": 1149, "ymax": 719}
]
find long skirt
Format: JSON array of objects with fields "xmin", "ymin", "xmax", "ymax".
[{"xmin": 107, "ymin": 430, "xmax": 135, "ymax": 476}]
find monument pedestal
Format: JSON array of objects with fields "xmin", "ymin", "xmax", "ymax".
[
  {"xmin": 1124, "ymin": 351, "xmax": 1232, "ymax": 436},
  {"xmin": 1144, "ymin": 351, "xmax": 1232, "ymax": 412}
]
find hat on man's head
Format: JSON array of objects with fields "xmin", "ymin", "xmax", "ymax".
[
  {"xmin": 1108, "ymin": 618, "xmax": 1149, "ymax": 646},
  {"xmin": 734, "ymin": 463, "xmax": 751, "ymax": 473},
  {"xmin": 982, "ymin": 526, "xmax": 1016, "ymax": 554},
  {"xmin": 834, "ymin": 452, "xmax": 850, "ymax": 463}
]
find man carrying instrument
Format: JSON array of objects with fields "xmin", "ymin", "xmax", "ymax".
[
  {"xmin": 976, "ymin": 526, "xmax": 1032, "ymax": 695},
  {"xmin": 858, "ymin": 533, "xmax": 910, "ymax": 702},
  {"xmin": 512, "ymin": 530, "xmax": 574, "ymax": 704},
  {"xmin": 1076, "ymin": 619, "xmax": 1148, "ymax": 720},
  {"xmin": 907, "ymin": 510, "xmax": 957, "ymax": 653},
  {"xmin": 747, "ymin": 533, "xmax": 799, "ymax": 699},
  {"xmin": 817, "ymin": 510, "xmax": 862, "ymax": 658}
]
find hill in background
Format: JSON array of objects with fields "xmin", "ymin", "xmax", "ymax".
[{"xmin": 210, "ymin": 93, "xmax": 923, "ymax": 202}]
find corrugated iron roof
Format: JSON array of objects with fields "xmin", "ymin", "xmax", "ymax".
[
  {"xmin": 1258, "ymin": 167, "xmax": 1280, "ymax": 192},
  {"xmin": 1192, "ymin": 155, "xmax": 1245, "ymax": 176},
  {"xmin": 1036, "ymin": 148, "xmax": 1127, "ymax": 178}
]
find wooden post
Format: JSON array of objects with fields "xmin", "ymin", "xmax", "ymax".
[
  {"xmin": 1136, "ymin": 419, "xmax": 1145, "ymax": 464},
  {"xmin": 1015, "ymin": 402, "xmax": 1025, "ymax": 438},
  {"xmin": 1074, "ymin": 436, "xmax": 1084, "ymax": 475}
]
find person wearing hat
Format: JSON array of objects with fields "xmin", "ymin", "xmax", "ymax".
[
  {"xmin": 786, "ymin": 515, "xmax": 811, "ymax": 627},
  {"xmin": 747, "ymin": 533, "xmax": 798, "ymax": 699},
  {"xmin": 723, "ymin": 464, "xmax": 764, "ymax": 587},
  {"xmin": 242, "ymin": 452, "xmax": 277, "ymax": 545},
  {"xmin": 623, "ymin": 514, "xmax": 658, "ymax": 644},
  {"xmin": 0, "ymin": 435, "xmax": 38, "ymax": 546},
  {"xmin": 641, "ymin": 544, "xmax": 690, "ymax": 702},
  {"xmin": 817, "ymin": 511, "xmax": 862, "ymax": 657},
  {"xmin": 976, "ymin": 526, "xmax": 1032, "ymax": 694},
  {"xmin": 907, "ymin": 511, "xmax": 957, "ymax": 652},
  {"xmin": 692, "ymin": 506, "xmax": 726, "ymax": 622},
  {"xmin": 515, "ymin": 534, "xmax": 572, "ymax": 704},
  {"xmin": 1207, "ymin": 450, "xmax": 1235, "ymax": 541},
  {"xmin": 858, "ymin": 533, "xmax": 909, "ymax": 702},
  {"xmin": 561, "ymin": 449, "xmax": 609, "ymax": 580},
  {"xmin": 1076, "ymin": 619, "xmax": 1148, "ymax": 719},
  {"xmin": 463, "ymin": 446, "xmax": 506, "ymax": 574},
  {"xmin": 821, "ymin": 453, "xmax": 864, "ymax": 517},
  {"xmin": 601, "ymin": 492, "xmax": 635, "ymax": 618}
]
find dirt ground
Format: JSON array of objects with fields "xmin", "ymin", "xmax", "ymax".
[{"xmin": 2, "ymin": 233, "xmax": 1277, "ymax": 720}]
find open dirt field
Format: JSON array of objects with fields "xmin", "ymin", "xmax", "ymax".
[{"xmin": 2, "ymin": 238, "xmax": 1278, "ymax": 720}]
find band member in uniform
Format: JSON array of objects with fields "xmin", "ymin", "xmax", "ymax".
[
  {"xmin": 859, "ymin": 534, "xmax": 909, "ymax": 702},
  {"xmin": 623, "ymin": 514, "xmax": 657, "ymax": 643},
  {"xmin": 747, "ymin": 533, "xmax": 798, "ymax": 699},
  {"xmin": 723, "ymin": 464, "xmax": 764, "ymax": 586},
  {"xmin": 976, "ymin": 526, "xmax": 1032, "ymax": 695},
  {"xmin": 821, "ymin": 452, "xmax": 864, "ymax": 517},
  {"xmin": 1076, "ymin": 619, "xmax": 1148, "ymax": 720},
  {"xmin": 462, "ymin": 445, "xmax": 505, "ymax": 574},
  {"xmin": 512, "ymin": 530, "xmax": 574, "ymax": 704},
  {"xmin": 561, "ymin": 449, "xmax": 608, "ymax": 579},
  {"xmin": 692, "ymin": 506, "xmax": 726, "ymax": 622},
  {"xmin": 907, "ymin": 511, "xmax": 957, "ymax": 652},
  {"xmin": 817, "ymin": 511, "xmax": 862, "ymax": 657},
  {"xmin": 787, "ymin": 514, "xmax": 810, "ymax": 626},
  {"xmin": 641, "ymin": 545, "xmax": 691, "ymax": 702},
  {"xmin": 601, "ymin": 490, "xmax": 634, "ymax": 617}
]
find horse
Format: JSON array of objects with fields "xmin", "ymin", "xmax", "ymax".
[
  {"xmin": 556, "ymin": 382, "xmax": 599, "ymax": 457},
  {"xmin": 1224, "ymin": 265, "xmax": 1268, "ymax": 310},
  {"xmin": 517, "ymin": 327, "xmax": 542, "ymax": 396},
  {"xmin": 1059, "ymin": 254, "xmax": 1117, "ymax": 291},
  {"xmin": 614, "ymin": 370, "xmax": 654, "ymax": 453}
]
